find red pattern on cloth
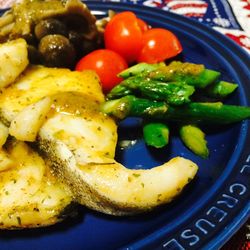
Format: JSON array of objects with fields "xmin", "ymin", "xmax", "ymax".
[
  {"xmin": 170, "ymin": 3, "xmax": 208, "ymax": 10},
  {"xmin": 184, "ymin": 13, "xmax": 204, "ymax": 17},
  {"xmin": 163, "ymin": 0, "xmax": 208, "ymax": 18},
  {"xmin": 226, "ymin": 33, "xmax": 250, "ymax": 50}
]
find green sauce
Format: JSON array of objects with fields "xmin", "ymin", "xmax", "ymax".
[{"xmin": 154, "ymin": 61, "xmax": 204, "ymax": 79}]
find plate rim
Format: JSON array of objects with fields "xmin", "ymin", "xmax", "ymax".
[
  {"xmin": 0, "ymin": 1, "xmax": 249, "ymax": 249},
  {"xmin": 86, "ymin": 2, "xmax": 250, "ymax": 249}
]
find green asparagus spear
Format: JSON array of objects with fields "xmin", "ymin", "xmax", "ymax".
[
  {"xmin": 179, "ymin": 124, "xmax": 209, "ymax": 158},
  {"xmin": 101, "ymin": 95, "xmax": 250, "ymax": 124},
  {"xmin": 206, "ymin": 81, "xmax": 238, "ymax": 99},
  {"xmin": 118, "ymin": 62, "xmax": 165, "ymax": 78},
  {"xmin": 143, "ymin": 122, "xmax": 170, "ymax": 148},
  {"xmin": 102, "ymin": 95, "xmax": 168, "ymax": 120},
  {"xmin": 107, "ymin": 76, "xmax": 195, "ymax": 105},
  {"xmin": 106, "ymin": 84, "xmax": 132, "ymax": 99},
  {"xmin": 149, "ymin": 61, "xmax": 220, "ymax": 88}
]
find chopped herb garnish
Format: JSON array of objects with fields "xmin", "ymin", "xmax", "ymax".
[
  {"xmin": 132, "ymin": 173, "xmax": 140, "ymax": 178},
  {"xmin": 17, "ymin": 216, "xmax": 21, "ymax": 225}
]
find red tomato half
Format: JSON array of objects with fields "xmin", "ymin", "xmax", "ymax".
[
  {"xmin": 137, "ymin": 28, "xmax": 182, "ymax": 63},
  {"xmin": 104, "ymin": 11, "xmax": 143, "ymax": 64},
  {"xmin": 75, "ymin": 49, "xmax": 128, "ymax": 92}
]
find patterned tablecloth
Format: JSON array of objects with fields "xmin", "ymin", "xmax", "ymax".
[{"xmin": 0, "ymin": 0, "xmax": 249, "ymax": 249}]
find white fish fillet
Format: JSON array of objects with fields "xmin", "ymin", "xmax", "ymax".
[{"xmin": 0, "ymin": 65, "xmax": 198, "ymax": 216}]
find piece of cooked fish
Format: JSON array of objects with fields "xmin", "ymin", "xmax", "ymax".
[
  {"xmin": 0, "ymin": 139, "xmax": 74, "ymax": 229},
  {"xmin": 0, "ymin": 121, "xmax": 8, "ymax": 147},
  {"xmin": 9, "ymin": 96, "xmax": 53, "ymax": 142},
  {"xmin": 0, "ymin": 66, "xmax": 98, "ymax": 226},
  {"xmin": 39, "ymin": 92, "xmax": 197, "ymax": 215},
  {"xmin": 0, "ymin": 65, "xmax": 103, "ymax": 124},
  {"xmin": 0, "ymin": 38, "xmax": 28, "ymax": 89},
  {"xmin": 0, "ymin": 65, "xmax": 198, "ymax": 216}
]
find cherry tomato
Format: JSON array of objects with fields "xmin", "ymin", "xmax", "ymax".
[
  {"xmin": 137, "ymin": 18, "xmax": 149, "ymax": 32},
  {"xmin": 137, "ymin": 28, "xmax": 182, "ymax": 63},
  {"xmin": 104, "ymin": 11, "xmax": 143, "ymax": 64},
  {"xmin": 75, "ymin": 49, "xmax": 128, "ymax": 92}
]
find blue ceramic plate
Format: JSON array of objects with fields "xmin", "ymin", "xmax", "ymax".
[{"xmin": 0, "ymin": 2, "xmax": 249, "ymax": 250}]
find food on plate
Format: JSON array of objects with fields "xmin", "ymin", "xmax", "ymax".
[
  {"xmin": 75, "ymin": 49, "xmax": 128, "ymax": 92},
  {"xmin": 104, "ymin": 11, "xmax": 182, "ymax": 64},
  {"xmin": 104, "ymin": 11, "xmax": 143, "ymax": 64},
  {"xmin": 118, "ymin": 62, "xmax": 165, "ymax": 79},
  {"xmin": 179, "ymin": 125, "xmax": 209, "ymax": 159},
  {"xmin": 137, "ymin": 28, "xmax": 182, "ymax": 64},
  {"xmin": 38, "ymin": 34, "xmax": 77, "ymax": 68},
  {"xmin": 206, "ymin": 80, "xmax": 238, "ymax": 99},
  {"xmin": 0, "ymin": 139, "xmax": 73, "ymax": 229},
  {"xmin": 41, "ymin": 150, "xmax": 198, "ymax": 216},
  {"xmin": 9, "ymin": 97, "xmax": 53, "ymax": 142},
  {"xmin": 146, "ymin": 62, "xmax": 220, "ymax": 89},
  {"xmin": 0, "ymin": 149, "xmax": 14, "ymax": 172},
  {"xmin": 1, "ymin": 1, "xmax": 245, "ymax": 228},
  {"xmin": 0, "ymin": 122, "xmax": 8, "ymax": 148},
  {"xmin": 102, "ymin": 60, "xmax": 249, "ymax": 157},
  {"xmin": 102, "ymin": 61, "xmax": 250, "ymax": 158},
  {"xmin": 0, "ymin": 65, "xmax": 104, "ymax": 122},
  {"xmin": 34, "ymin": 18, "xmax": 69, "ymax": 40},
  {"xmin": 0, "ymin": 51, "xmax": 107, "ymax": 228},
  {"xmin": 102, "ymin": 94, "xmax": 250, "ymax": 158},
  {"xmin": 143, "ymin": 122, "xmax": 170, "ymax": 148},
  {"xmin": 0, "ymin": 38, "xmax": 28, "ymax": 88},
  {"xmin": 136, "ymin": 17, "xmax": 149, "ymax": 32},
  {"xmin": 115, "ymin": 61, "xmax": 221, "ymax": 88},
  {"xmin": 106, "ymin": 61, "xmax": 222, "ymax": 100},
  {"xmin": 38, "ymin": 93, "xmax": 198, "ymax": 215},
  {"xmin": 0, "ymin": 56, "xmax": 198, "ymax": 217},
  {"xmin": 102, "ymin": 95, "xmax": 250, "ymax": 124},
  {"xmin": 108, "ymin": 75, "xmax": 195, "ymax": 106},
  {"xmin": 0, "ymin": 0, "xmax": 102, "ymax": 67}
]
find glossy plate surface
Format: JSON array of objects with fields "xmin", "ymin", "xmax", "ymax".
[{"xmin": 0, "ymin": 2, "xmax": 250, "ymax": 249}]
